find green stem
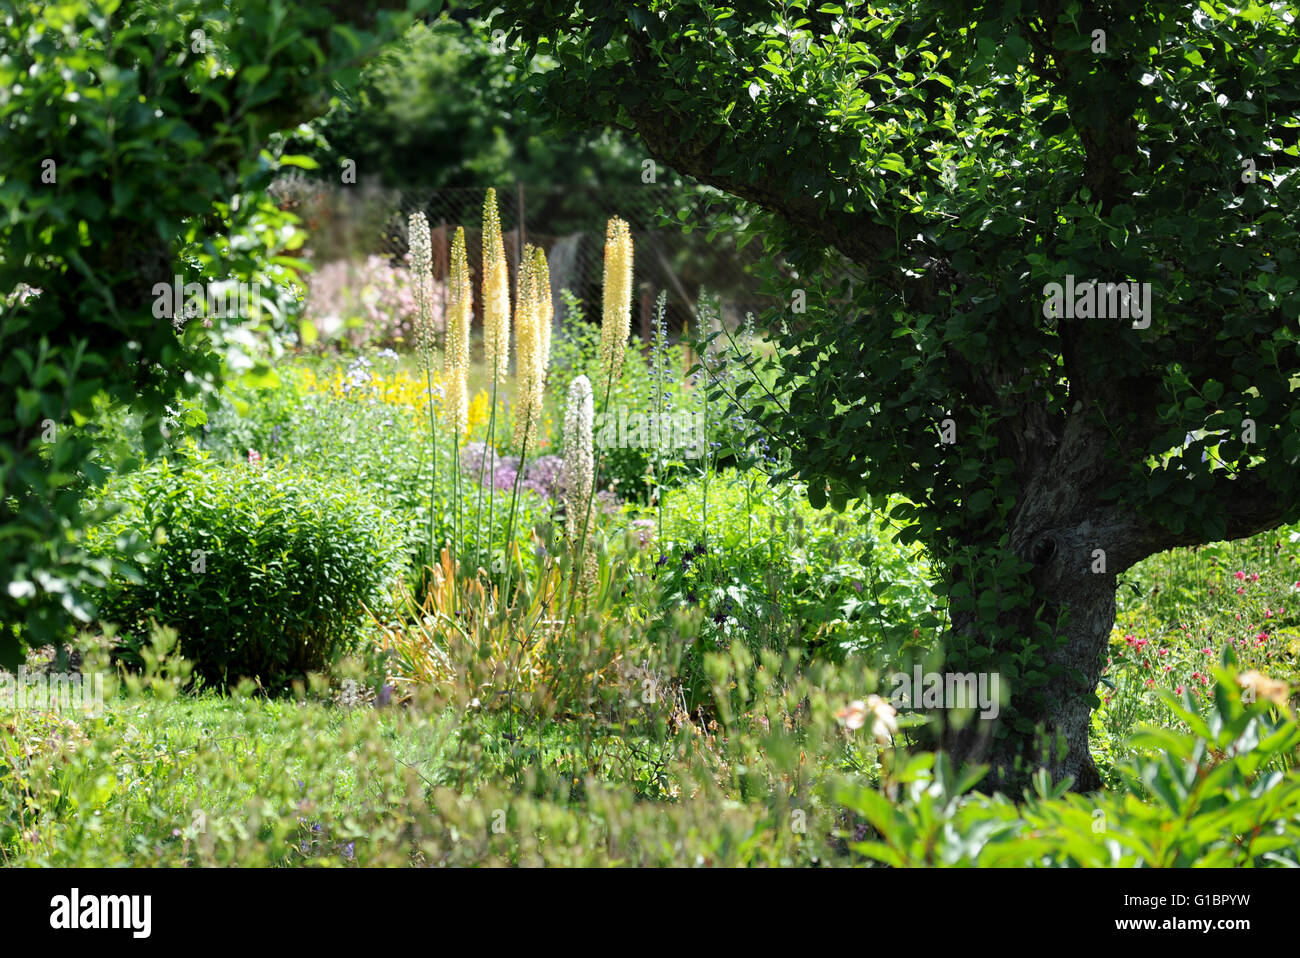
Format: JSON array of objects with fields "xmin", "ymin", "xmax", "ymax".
[
  {"xmin": 653, "ymin": 320, "xmax": 665, "ymax": 547},
  {"xmin": 426, "ymin": 366, "xmax": 439, "ymax": 580},
  {"xmin": 452, "ymin": 420, "xmax": 462, "ymax": 601},
  {"xmin": 501, "ymin": 407, "xmax": 532, "ymax": 610},
  {"xmin": 475, "ymin": 355, "xmax": 500, "ymax": 572}
]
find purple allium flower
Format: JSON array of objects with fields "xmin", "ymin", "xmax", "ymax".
[{"xmin": 630, "ymin": 518, "xmax": 656, "ymax": 546}]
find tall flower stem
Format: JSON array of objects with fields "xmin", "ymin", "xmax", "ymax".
[
  {"xmin": 452, "ymin": 426, "xmax": 461, "ymax": 578},
  {"xmin": 500, "ymin": 406, "xmax": 532, "ymax": 607},
  {"xmin": 565, "ymin": 372, "xmax": 613, "ymax": 629},
  {"xmin": 410, "ymin": 210, "xmax": 438, "ymax": 584},
  {"xmin": 474, "ymin": 362, "xmax": 499, "ymax": 573},
  {"xmin": 445, "ymin": 225, "xmax": 473, "ymax": 576},
  {"xmin": 426, "ymin": 367, "xmax": 439, "ymax": 579},
  {"xmin": 563, "ymin": 217, "xmax": 631, "ymax": 624},
  {"xmin": 475, "ymin": 187, "xmax": 510, "ymax": 579},
  {"xmin": 651, "ymin": 291, "xmax": 668, "ymax": 546}
]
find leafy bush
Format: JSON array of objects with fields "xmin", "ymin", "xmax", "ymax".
[
  {"xmin": 84, "ymin": 457, "xmax": 403, "ymax": 689},
  {"xmin": 635, "ymin": 467, "xmax": 938, "ymax": 709},
  {"xmin": 837, "ymin": 663, "xmax": 1300, "ymax": 867},
  {"xmin": 0, "ymin": 0, "xmax": 410, "ymax": 663}
]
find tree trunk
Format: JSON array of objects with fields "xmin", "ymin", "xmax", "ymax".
[
  {"xmin": 933, "ymin": 418, "xmax": 1139, "ymax": 795},
  {"xmin": 938, "ymin": 549, "xmax": 1114, "ymax": 794}
]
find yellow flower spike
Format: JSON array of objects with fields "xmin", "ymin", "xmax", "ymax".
[
  {"xmin": 512, "ymin": 244, "xmax": 551, "ymax": 450},
  {"xmin": 444, "ymin": 227, "xmax": 473, "ymax": 438},
  {"xmin": 533, "ymin": 244, "xmax": 553, "ymax": 380},
  {"xmin": 600, "ymin": 216, "xmax": 634, "ymax": 388},
  {"xmin": 481, "ymin": 189, "xmax": 511, "ymax": 386}
]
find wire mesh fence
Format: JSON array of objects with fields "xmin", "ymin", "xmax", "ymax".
[{"xmin": 270, "ymin": 175, "xmax": 781, "ymax": 339}]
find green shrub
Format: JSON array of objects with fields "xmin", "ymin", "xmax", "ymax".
[
  {"xmin": 85, "ymin": 456, "xmax": 403, "ymax": 689},
  {"xmin": 636, "ymin": 467, "xmax": 938, "ymax": 709},
  {"xmin": 0, "ymin": 0, "xmax": 408, "ymax": 664}
]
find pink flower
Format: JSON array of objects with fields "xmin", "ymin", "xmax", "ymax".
[
  {"xmin": 247, "ymin": 449, "xmax": 261, "ymax": 466},
  {"xmin": 1175, "ymin": 685, "xmax": 1184, "ymax": 694},
  {"xmin": 1257, "ymin": 632, "xmax": 1269, "ymax": 644},
  {"xmin": 1145, "ymin": 678, "xmax": 1155, "ymax": 688},
  {"xmin": 1250, "ymin": 572, "xmax": 1260, "ymax": 582},
  {"xmin": 1202, "ymin": 647, "xmax": 1213, "ymax": 654},
  {"xmin": 1236, "ymin": 587, "xmax": 1245, "ymax": 595},
  {"xmin": 1234, "ymin": 570, "xmax": 1246, "ymax": 581},
  {"xmin": 1158, "ymin": 648, "xmax": 1169, "ymax": 657}
]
